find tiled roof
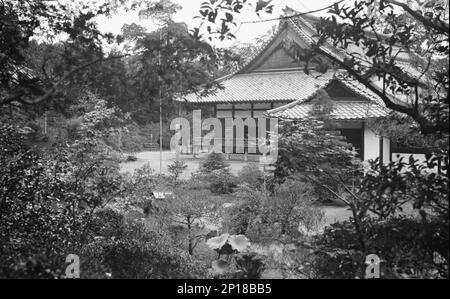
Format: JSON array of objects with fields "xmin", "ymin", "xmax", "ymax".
[
  {"xmin": 230, "ymin": 14, "xmax": 347, "ymax": 76},
  {"xmin": 266, "ymin": 73, "xmax": 389, "ymax": 120},
  {"xmin": 225, "ymin": 13, "xmax": 347, "ymax": 77},
  {"xmin": 181, "ymin": 11, "xmax": 415, "ymax": 108},
  {"xmin": 334, "ymin": 73, "xmax": 386, "ymax": 107},
  {"xmin": 267, "ymin": 101, "xmax": 388, "ymax": 120},
  {"xmin": 181, "ymin": 71, "xmax": 334, "ymax": 103}
]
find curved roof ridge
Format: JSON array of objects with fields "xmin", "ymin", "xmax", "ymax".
[
  {"xmin": 228, "ymin": 21, "xmax": 287, "ymax": 76},
  {"xmin": 228, "ymin": 12, "xmax": 331, "ymax": 76}
]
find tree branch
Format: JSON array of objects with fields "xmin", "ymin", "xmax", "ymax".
[
  {"xmin": 315, "ymin": 47, "xmax": 443, "ymax": 134},
  {"xmin": 385, "ymin": 0, "xmax": 449, "ymax": 35},
  {"xmin": 240, "ymin": 0, "xmax": 346, "ymax": 24},
  {"xmin": 298, "ymin": 173, "xmax": 351, "ymax": 206},
  {"xmin": 0, "ymin": 54, "xmax": 130, "ymax": 106}
]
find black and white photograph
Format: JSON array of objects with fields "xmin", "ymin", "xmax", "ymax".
[{"xmin": 0, "ymin": 0, "xmax": 448, "ymax": 285}]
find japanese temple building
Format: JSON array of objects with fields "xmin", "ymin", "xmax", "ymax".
[{"xmin": 178, "ymin": 12, "xmax": 409, "ymax": 163}]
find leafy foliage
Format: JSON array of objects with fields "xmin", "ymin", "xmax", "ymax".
[
  {"xmin": 82, "ymin": 207, "xmax": 207, "ymax": 279},
  {"xmin": 237, "ymin": 163, "xmax": 265, "ymax": 190},
  {"xmin": 0, "ymin": 124, "xmax": 123, "ymax": 278},
  {"xmin": 315, "ymin": 217, "xmax": 449, "ymax": 279},
  {"xmin": 199, "ymin": 151, "xmax": 230, "ymax": 173},
  {"xmin": 156, "ymin": 181, "xmax": 213, "ymax": 255},
  {"xmin": 207, "ymin": 233, "xmax": 266, "ymax": 279},
  {"xmin": 0, "ymin": 0, "xmax": 123, "ymax": 106},
  {"xmin": 313, "ymin": 0, "xmax": 449, "ymax": 135},
  {"xmin": 224, "ymin": 181, "xmax": 325, "ymax": 243},
  {"xmin": 167, "ymin": 159, "xmax": 188, "ymax": 185},
  {"xmin": 273, "ymin": 91, "xmax": 361, "ymax": 201},
  {"xmin": 196, "ymin": 152, "xmax": 237, "ymax": 194},
  {"xmin": 194, "ymin": 0, "xmax": 274, "ymax": 41}
]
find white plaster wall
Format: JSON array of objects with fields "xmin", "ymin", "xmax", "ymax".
[
  {"xmin": 235, "ymin": 110, "xmax": 252, "ymax": 118},
  {"xmin": 391, "ymin": 153, "xmax": 442, "ymax": 173},
  {"xmin": 383, "ymin": 137, "xmax": 391, "ymax": 163},
  {"xmin": 392, "ymin": 153, "xmax": 427, "ymax": 163},
  {"xmin": 216, "ymin": 110, "xmax": 232, "ymax": 118},
  {"xmin": 253, "ymin": 111, "xmax": 266, "ymax": 118},
  {"xmin": 363, "ymin": 127, "xmax": 391, "ymax": 163},
  {"xmin": 364, "ymin": 126, "xmax": 380, "ymax": 162}
]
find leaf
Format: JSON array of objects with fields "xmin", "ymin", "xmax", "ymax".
[
  {"xmin": 206, "ymin": 233, "xmax": 229, "ymax": 250},
  {"xmin": 228, "ymin": 234, "xmax": 250, "ymax": 252},
  {"xmin": 255, "ymin": 0, "xmax": 272, "ymax": 13},
  {"xmin": 211, "ymin": 259, "xmax": 230, "ymax": 275},
  {"xmin": 225, "ymin": 12, "xmax": 233, "ymax": 22}
]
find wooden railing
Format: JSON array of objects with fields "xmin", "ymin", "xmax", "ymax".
[{"xmin": 143, "ymin": 143, "xmax": 159, "ymax": 151}]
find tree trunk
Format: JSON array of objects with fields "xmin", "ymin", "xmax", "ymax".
[{"xmin": 187, "ymin": 216, "xmax": 193, "ymax": 255}]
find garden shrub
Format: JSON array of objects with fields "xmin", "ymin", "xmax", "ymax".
[
  {"xmin": 195, "ymin": 152, "xmax": 238, "ymax": 194},
  {"xmin": 119, "ymin": 124, "xmax": 146, "ymax": 152},
  {"xmin": 314, "ymin": 217, "xmax": 449, "ymax": 279},
  {"xmin": 222, "ymin": 186, "xmax": 271, "ymax": 237},
  {"xmin": 168, "ymin": 159, "xmax": 188, "ymax": 184},
  {"xmin": 206, "ymin": 169, "xmax": 237, "ymax": 194},
  {"xmin": 311, "ymin": 156, "xmax": 447, "ymax": 279},
  {"xmin": 237, "ymin": 163, "xmax": 265, "ymax": 190},
  {"xmin": 224, "ymin": 181, "xmax": 324, "ymax": 243},
  {"xmin": 0, "ymin": 125, "xmax": 122, "ymax": 278},
  {"xmin": 199, "ymin": 152, "xmax": 230, "ymax": 173},
  {"xmin": 83, "ymin": 208, "xmax": 207, "ymax": 279},
  {"xmin": 126, "ymin": 155, "xmax": 138, "ymax": 162}
]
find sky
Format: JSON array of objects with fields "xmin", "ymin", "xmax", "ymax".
[{"xmin": 96, "ymin": 0, "xmax": 338, "ymax": 47}]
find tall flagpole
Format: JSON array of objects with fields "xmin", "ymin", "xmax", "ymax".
[{"xmin": 159, "ymin": 28, "xmax": 163, "ymax": 176}]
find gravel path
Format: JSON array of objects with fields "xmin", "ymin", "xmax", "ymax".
[{"xmin": 120, "ymin": 151, "xmax": 263, "ymax": 178}]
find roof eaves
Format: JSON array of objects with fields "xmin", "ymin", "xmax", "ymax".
[
  {"xmin": 333, "ymin": 73, "xmax": 388, "ymax": 107},
  {"xmin": 267, "ymin": 105, "xmax": 388, "ymax": 121},
  {"xmin": 266, "ymin": 74, "xmax": 336, "ymax": 115}
]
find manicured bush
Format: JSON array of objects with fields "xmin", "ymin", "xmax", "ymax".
[
  {"xmin": 208, "ymin": 169, "xmax": 237, "ymax": 194},
  {"xmin": 199, "ymin": 152, "xmax": 230, "ymax": 173},
  {"xmin": 195, "ymin": 153, "xmax": 236, "ymax": 194},
  {"xmin": 126, "ymin": 155, "xmax": 138, "ymax": 162},
  {"xmin": 237, "ymin": 163, "xmax": 265, "ymax": 190}
]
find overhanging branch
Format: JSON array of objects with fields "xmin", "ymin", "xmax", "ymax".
[
  {"xmin": 315, "ymin": 47, "xmax": 444, "ymax": 134},
  {"xmin": 0, "ymin": 54, "xmax": 130, "ymax": 106},
  {"xmin": 386, "ymin": 0, "xmax": 449, "ymax": 35}
]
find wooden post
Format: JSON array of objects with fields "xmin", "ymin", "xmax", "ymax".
[
  {"xmin": 159, "ymin": 29, "xmax": 163, "ymax": 176},
  {"xmin": 118, "ymin": 129, "xmax": 122, "ymax": 152},
  {"xmin": 379, "ymin": 137, "xmax": 384, "ymax": 164},
  {"xmin": 44, "ymin": 112, "xmax": 48, "ymax": 135}
]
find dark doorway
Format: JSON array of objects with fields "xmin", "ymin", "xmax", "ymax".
[{"xmin": 340, "ymin": 128, "xmax": 363, "ymax": 159}]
